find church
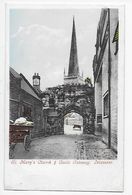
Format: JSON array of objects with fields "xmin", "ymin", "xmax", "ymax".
[
  {"xmin": 64, "ymin": 18, "xmax": 84, "ymax": 85},
  {"xmin": 41, "ymin": 18, "xmax": 94, "ymax": 135}
]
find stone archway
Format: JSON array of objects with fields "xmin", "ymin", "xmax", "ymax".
[
  {"xmin": 57, "ymin": 104, "xmax": 86, "ymax": 135},
  {"xmin": 41, "ymin": 84, "xmax": 95, "ymax": 136},
  {"xmin": 54, "ymin": 103, "xmax": 94, "ymax": 135}
]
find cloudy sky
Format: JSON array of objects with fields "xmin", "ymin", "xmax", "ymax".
[{"xmin": 10, "ymin": 9, "xmax": 101, "ymax": 90}]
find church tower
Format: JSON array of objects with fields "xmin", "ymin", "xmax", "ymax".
[{"xmin": 64, "ymin": 17, "xmax": 83, "ymax": 85}]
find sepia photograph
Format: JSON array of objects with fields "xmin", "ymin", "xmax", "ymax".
[{"xmin": 9, "ymin": 8, "xmax": 119, "ymax": 160}]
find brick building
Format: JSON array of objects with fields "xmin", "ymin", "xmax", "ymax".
[
  {"xmin": 93, "ymin": 9, "xmax": 118, "ymax": 152},
  {"xmin": 10, "ymin": 67, "xmax": 44, "ymax": 138}
]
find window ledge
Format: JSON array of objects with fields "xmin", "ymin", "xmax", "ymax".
[{"xmin": 103, "ymin": 115, "xmax": 109, "ymax": 119}]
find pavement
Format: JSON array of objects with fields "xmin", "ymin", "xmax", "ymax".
[
  {"xmin": 64, "ymin": 124, "xmax": 83, "ymax": 135},
  {"xmin": 13, "ymin": 134, "xmax": 117, "ymax": 160}
]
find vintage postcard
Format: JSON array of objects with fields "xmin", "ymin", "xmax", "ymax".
[{"xmin": 3, "ymin": 1, "xmax": 124, "ymax": 192}]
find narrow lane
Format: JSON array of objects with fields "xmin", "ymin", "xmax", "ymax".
[
  {"xmin": 13, "ymin": 134, "xmax": 116, "ymax": 159},
  {"xmin": 14, "ymin": 135, "xmax": 79, "ymax": 159}
]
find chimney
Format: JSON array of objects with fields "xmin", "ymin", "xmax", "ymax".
[{"xmin": 32, "ymin": 72, "xmax": 41, "ymax": 90}]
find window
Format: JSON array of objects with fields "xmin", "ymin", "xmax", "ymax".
[
  {"xmin": 97, "ymin": 114, "xmax": 102, "ymax": 123},
  {"xmin": 21, "ymin": 104, "xmax": 32, "ymax": 120},
  {"xmin": 103, "ymin": 92, "xmax": 109, "ymax": 117}
]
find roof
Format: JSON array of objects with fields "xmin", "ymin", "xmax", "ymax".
[
  {"xmin": 34, "ymin": 87, "xmax": 42, "ymax": 94},
  {"xmin": 68, "ymin": 18, "xmax": 79, "ymax": 77},
  {"xmin": 10, "ymin": 67, "xmax": 21, "ymax": 79},
  {"xmin": 20, "ymin": 73, "xmax": 41, "ymax": 100},
  {"xmin": 10, "ymin": 67, "xmax": 41, "ymax": 100}
]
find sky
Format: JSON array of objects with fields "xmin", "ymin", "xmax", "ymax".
[{"xmin": 10, "ymin": 9, "xmax": 101, "ymax": 90}]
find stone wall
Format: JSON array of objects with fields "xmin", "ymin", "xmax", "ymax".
[
  {"xmin": 42, "ymin": 84, "xmax": 95, "ymax": 134},
  {"xmin": 110, "ymin": 9, "xmax": 118, "ymax": 151},
  {"xmin": 102, "ymin": 40, "xmax": 109, "ymax": 146}
]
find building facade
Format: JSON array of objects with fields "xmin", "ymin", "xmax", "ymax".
[
  {"xmin": 10, "ymin": 67, "xmax": 44, "ymax": 138},
  {"xmin": 93, "ymin": 9, "xmax": 118, "ymax": 152}
]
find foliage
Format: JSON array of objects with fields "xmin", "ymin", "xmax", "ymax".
[{"xmin": 84, "ymin": 77, "xmax": 93, "ymax": 87}]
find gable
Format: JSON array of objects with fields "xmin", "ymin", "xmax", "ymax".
[{"xmin": 21, "ymin": 79, "xmax": 40, "ymax": 100}]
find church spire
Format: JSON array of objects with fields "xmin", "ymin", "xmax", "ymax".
[
  {"xmin": 68, "ymin": 17, "xmax": 79, "ymax": 77},
  {"xmin": 64, "ymin": 68, "xmax": 66, "ymax": 76}
]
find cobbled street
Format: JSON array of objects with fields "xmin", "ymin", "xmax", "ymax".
[{"xmin": 13, "ymin": 134, "xmax": 117, "ymax": 159}]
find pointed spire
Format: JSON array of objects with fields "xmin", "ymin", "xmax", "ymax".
[
  {"xmin": 68, "ymin": 17, "xmax": 79, "ymax": 77},
  {"xmin": 82, "ymin": 71, "xmax": 83, "ymax": 78}
]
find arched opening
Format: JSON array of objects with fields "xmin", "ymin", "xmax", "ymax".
[{"xmin": 64, "ymin": 111, "xmax": 83, "ymax": 135}]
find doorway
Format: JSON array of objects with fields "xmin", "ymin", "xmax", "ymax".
[{"xmin": 64, "ymin": 112, "xmax": 83, "ymax": 135}]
